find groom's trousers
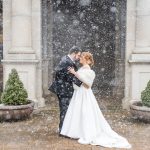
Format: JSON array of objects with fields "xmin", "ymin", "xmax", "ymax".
[{"xmin": 58, "ymin": 96, "xmax": 71, "ymax": 132}]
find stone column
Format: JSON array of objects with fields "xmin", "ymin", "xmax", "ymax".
[
  {"xmin": 11, "ymin": 0, "xmax": 33, "ymax": 53},
  {"xmin": 125, "ymin": 0, "xmax": 150, "ymax": 108},
  {"xmin": 42, "ymin": 0, "xmax": 53, "ymax": 96},
  {"xmin": 134, "ymin": 0, "xmax": 150, "ymax": 53},
  {"xmin": 3, "ymin": 0, "xmax": 45, "ymax": 108}
]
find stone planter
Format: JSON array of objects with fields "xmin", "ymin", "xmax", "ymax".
[
  {"xmin": 130, "ymin": 101, "xmax": 150, "ymax": 122},
  {"xmin": 0, "ymin": 101, "xmax": 34, "ymax": 121}
]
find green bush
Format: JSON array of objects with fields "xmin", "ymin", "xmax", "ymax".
[
  {"xmin": 1, "ymin": 68, "xmax": 28, "ymax": 105},
  {"xmin": 141, "ymin": 80, "xmax": 150, "ymax": 107}
]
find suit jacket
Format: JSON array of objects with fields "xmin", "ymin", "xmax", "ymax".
[{"xmin": 49, "ymin": 55, "xmax": 82, "ymax": 98}]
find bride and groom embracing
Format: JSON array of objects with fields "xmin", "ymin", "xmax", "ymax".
[{"xmin": 49, "ymin": 46, "xmax": 131, "ymax": 149}]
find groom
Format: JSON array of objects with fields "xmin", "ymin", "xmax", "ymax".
[{"xmin": 49, "ymin": 46, "xmax": 82, "ymax": 133}]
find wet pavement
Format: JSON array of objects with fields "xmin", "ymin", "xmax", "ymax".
[{"xmin": 0, "ymin": 95, "xmax": 150, "ymax": 150}]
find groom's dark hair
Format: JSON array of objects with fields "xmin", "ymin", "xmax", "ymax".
[{"xmin": 69, "ymin": 46, "xmax": 81, "ymax": 54}]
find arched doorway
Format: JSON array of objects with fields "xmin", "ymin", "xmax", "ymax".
[{"xmin": 42, "ymin": 0, "xmax": 126, "ymax": 103}]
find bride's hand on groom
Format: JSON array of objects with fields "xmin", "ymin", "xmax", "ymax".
[
  {"xmin": 68, "ymin": 67, "xmax": 76, "ymax": 75},
  {"xmin": 68, "ymin": 67, "xmax": 89, "ymax": 89},
  {"xmin": 82, "ymin": 83, "xmax": 89, "ymax": 89}
]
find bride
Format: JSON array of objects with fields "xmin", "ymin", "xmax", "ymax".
[{"xmin": 60, "ymin": 52, "xmax": 131, "ymax": 149}]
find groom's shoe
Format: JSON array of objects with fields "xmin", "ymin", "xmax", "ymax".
[
  {"xmin": 56, "ymin": 128, "xmax": 64, "ymax": 137},
  {"xmin": 58, "ymin": 134, "xmax": 65, "ymax": 137},
  {"xmin": 57, "ymin": 128, "xmax": 63, "ymax": 137},
  {"xmin": 57, "ymin": 128, "xmax": 71, "ymax": 139},
  {"xmin": 58, "ymin": 133, "xmax": 72, "ymax": 139}
]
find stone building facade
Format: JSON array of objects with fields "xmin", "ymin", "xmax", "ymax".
[{"xmin": 2, "ymin": 0, "xmax": 150, "ymax": 108}]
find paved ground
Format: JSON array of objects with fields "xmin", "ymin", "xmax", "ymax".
[{"xmin": 0, "ymin": 95, "xmax": 150, "ymax": 150}]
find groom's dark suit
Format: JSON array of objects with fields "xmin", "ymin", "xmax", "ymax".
[{"xmin": 49, "ymin": 55, "xmax": 82, "ymax": 132}]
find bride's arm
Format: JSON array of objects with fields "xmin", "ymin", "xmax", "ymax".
[{"xmin": 68, "ymin": 67, "xmax": 90, "ymax": 89}]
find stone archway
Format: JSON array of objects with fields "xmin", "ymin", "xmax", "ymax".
[{"xmin": 41, "ymin": 0, "xmax": 126, "ymax": 103}]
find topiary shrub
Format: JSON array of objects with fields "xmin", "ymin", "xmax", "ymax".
[
  {"xmin": 141, "ymin": 80, "xmax": 150, "ymax": 107},
  {"xmin": 1, "ymin": 68, "xmax": 28, "ymax": 105}
]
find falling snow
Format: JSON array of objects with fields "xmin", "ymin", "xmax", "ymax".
[
  {"xmin": 42, "ymin": 0, "xmax": 126, "ymax": 99},
  {"xmin": 0, "ymin": 0, "xmax": 149, "ymax": 149}
]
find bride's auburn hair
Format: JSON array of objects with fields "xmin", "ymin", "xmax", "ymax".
[{"xmin": 82, "ymin": 52, "xmax": 94, "ymax": 66}]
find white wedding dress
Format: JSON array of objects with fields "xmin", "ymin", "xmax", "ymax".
[{"xmin": 60, "ymin": 67, "xmax": 131, "ymax": 149}]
